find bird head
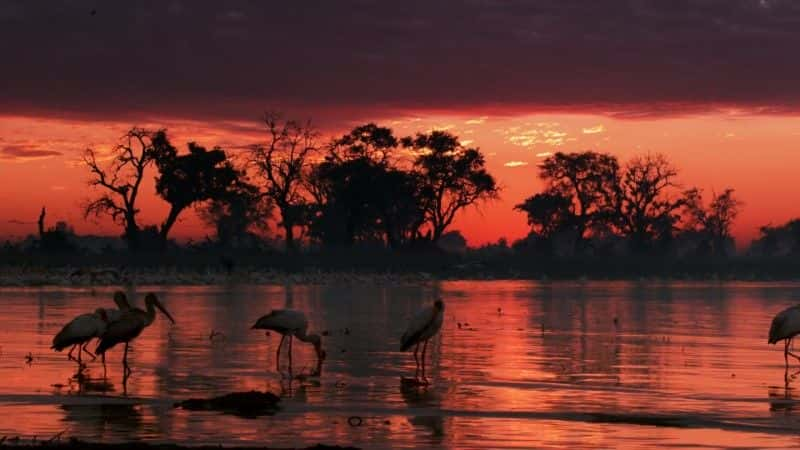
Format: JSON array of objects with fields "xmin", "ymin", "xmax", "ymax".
[
  {"xmin": 94, "ymin": 308, "xmax": 109, "ymax": 322},
  {"xmin": 113, "ymin": 291, "xmax": 130, "ymax": 310},
  {"xmin": 145, "ymin": 293, "xmax": 176, "ymax": 324},
  {"xmin": 434, "ymin": 298, "xmax": 445, "ymax": 311}
]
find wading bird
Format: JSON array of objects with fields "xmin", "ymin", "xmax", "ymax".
[
  {"xmin": 251, "ymin": 309, "xmax": 324, "ymax": 374},
  {"xmin": 95, "ymin": 293, "xmax": 175, "ymax": 375},
  {"xmin": 401, "ymin": 298, "xmax": 445, "ymax": 383},
  {"xmin": 769, "ymin": 305, "xmax": 800, "ymax": 368},
  {"xmin": 52, "ymin": 308, "xmax": 110, "ymax": 364}
]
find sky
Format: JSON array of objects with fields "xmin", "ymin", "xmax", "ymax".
[{"xmin": 2, "ymin": 0, "xmax": 800, "ymax": 246}]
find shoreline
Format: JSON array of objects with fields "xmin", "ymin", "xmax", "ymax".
[
  {"xmin": 3, "ymin": 439, "xmax": 358, "ymax": 450},
  {"xmin": 0, "ymin": 266, "xmax": 799, "ymax": 287}
]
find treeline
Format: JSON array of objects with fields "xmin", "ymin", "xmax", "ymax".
[
  {"xmin": 32, "ymin": 113, "xmax": 498, "ymax": 253},
  {"xmin": 8, "ymin": 112, "xmax": 800, "ymax": 275}
]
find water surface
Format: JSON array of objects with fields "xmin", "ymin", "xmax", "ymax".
[{"xmin": 1, "ymin": 281, "xmax": 800, "ymax": 449}]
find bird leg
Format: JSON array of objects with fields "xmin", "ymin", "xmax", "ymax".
[
  {"xmin": 288, "ymin": 336, "xmax": 293, "ymax": 377},
  {"xmin": 67, "ymin": 344, "xmax": 77, "ymax": 361},
  {"xmin": 421, "ymin": 339, "xmax": 429, "ymax": 383},
  {"xmin": 81, "ymin": 343, "xmax": 96, "ymax": 361},
  {"xmin": 123, "ymin": 343, "xmax": 131, "ymax": 376},
  {"xmin": 413, "ymin": 343, "xmax": 421, "ymax": 379},
  {"xmin": 276, "ymin": 335, "xmax": 286, "ymax": 372},
  {"xmin": 786, "ymin": 340, "xmax": 791, "ymax": 368}
]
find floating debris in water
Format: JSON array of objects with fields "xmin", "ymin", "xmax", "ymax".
[
  {"xmin": 24, "ymin": 352, "xmax": 33, "ymax": 365},
  {"xmin": 348, "ymin": 416, "xmax": 363, "ymax": 427},
  {"xmin": 175, "ymin": 391, "xmax": 280, "ymax": 417}
]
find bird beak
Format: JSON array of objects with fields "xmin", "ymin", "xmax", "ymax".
[{"xmin": 154, "ymin": 299, "xmax": 176, "ymax": 324}]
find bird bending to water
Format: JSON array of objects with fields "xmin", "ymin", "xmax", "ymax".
[
  {"xmin": 251, "ymin": 309, "xmax": 324, "ymax": 375},
  {"xmin": 769, "ymin": 305, "xmax": 800, "ymax": 368},
  {"xmin": 95, "ymin": 293, "xmax": 175, "ymax": 376},
  {"xmin": 52, "ymin": 308, "xmax": 110, "ymax": 364},
  {"xmin": 401, "ymin": 298, "xmax": 445, "ymax": 383}
]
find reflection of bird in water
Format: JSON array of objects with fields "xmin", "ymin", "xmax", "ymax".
[
  {"xmin": 52, "ymin": 308, "xmax": 110, "ymax": 365},
  {"xmin": 401, "ymin": 299, "xmax": 445, "ymax": 383},
  {"xmin": 400, "ymin": 380, "xmax": 445, "ymax": 439},
  {"xmin": 95, "ymin": 293, "xmax": 175, "ymax": 378},
  {"xmin": 768, "ymin": 305, "xmax": 800, "ymax": 368},
  {"xmin": 768, "ymin": 384, "xmax": 800, "ymax": 414},
  {"xmin": 251, "ymin": 309, "xmax": 325, "ymax": 375}
]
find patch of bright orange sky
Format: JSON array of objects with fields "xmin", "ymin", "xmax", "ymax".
[{"xmin": 1, "ymin": 112, "xmax": 798, "ymax": 248}]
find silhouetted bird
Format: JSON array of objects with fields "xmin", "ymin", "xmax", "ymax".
[
  {"xmin": 251, "ymin": 309, "xmax": 324, "ymax": 374},
  {"xmin": 769, "ymin": 305, "xmax": 800, "ymax": 368},
  {"xmin": 400, "ymin": 299, "xmax": 445, "ymax": 383},
  {"xmin": 95, "ymin": 293, "xmax": 175, "ymax": 375},
  {"xmin": 52, "ymin": 308, "xmax": 109, "ymax": 364}
]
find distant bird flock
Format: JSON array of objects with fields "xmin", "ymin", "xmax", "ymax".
[{"xmin": 52, "ymin": 291, "xmax": 445, "ymax": 385}]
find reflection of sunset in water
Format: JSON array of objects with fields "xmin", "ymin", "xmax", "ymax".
[{"xmin": 2, "ymin": 282, "xmax": 800, "ymax": 448}]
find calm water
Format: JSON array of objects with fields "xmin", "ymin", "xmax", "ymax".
[{"xmin": 1, "ymin": 281, "xmax": 800, "ymax": 449}]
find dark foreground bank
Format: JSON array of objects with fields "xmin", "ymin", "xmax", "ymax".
[{"xmin": 3, "ymin": 438, "xmax": 358, "ymax": 450}]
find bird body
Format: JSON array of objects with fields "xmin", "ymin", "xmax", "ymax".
[
  {"xmin": 400, "ymin": 299, "xmax": 445, "ymax": 382},
  {"xmin": 768, "ymin": 304, "xmax": 800, "ymax": 369},
  {"xmin": 769, "ymin": 305, "xmax": 800, "ymax": 344},
  {"xmin": 253, "ymin": 309, "xmax": 309, "ymax": 335},
  {"xmin": 95, "ymin": 293, "xmax": 175, "ymax": 376},
  {"xmin": 401, "ymin": 302, "xmax": 444, "ymax": 352},
  {"xmin": 252, "ymin": 309, "xmax": 323, "ymax": 374},
  {"xmin": 52, "ymin": 308, "xmax": 109, "ymax": 352}
]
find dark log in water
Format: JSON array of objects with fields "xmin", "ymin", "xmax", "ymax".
[{"xmin": 174, "ymin": 391, "xmax": 281, "ymax": 417}]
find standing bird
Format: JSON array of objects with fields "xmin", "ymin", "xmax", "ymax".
[
  {"xmin": 251, "ymin": 309, "xmax": 324, "ymax": 374},
  {"xmin": 52, "ymin": 308, "xmax": 110, "ymax": 364},
  {"xmin": 95, "ymin": 293, "xmax": 175, "ymax": 375},
  {"xmin": 401, "ymin": 299, "xmax": 445, "ymax": 383},
  {"xmin": 769, "ymin": 305, "xmax": 800, "ymax": 368}
]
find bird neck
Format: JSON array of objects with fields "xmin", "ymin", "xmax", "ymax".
[{"xmin": 144, "ymin": 302, "xmax": 157, "ymax": 325}]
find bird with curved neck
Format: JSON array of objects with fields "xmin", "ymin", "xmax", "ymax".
[
  {"xmin": 95, "ymin": 293, "xmax": 176, "ymax": 376},
  {"xmin": 401, "ymin": 298, "xmax": 445, "ymax": 384},
  {"xmin": 251, "ymin": 309, "xmax": 325, "ymax": 375},
  {"xmin": 769, "ymin": 304, "xmax": 800, "ymax": 370}
]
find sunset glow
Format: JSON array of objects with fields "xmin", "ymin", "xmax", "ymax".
[{"xmin": 2, "ymin": 112, "xmax": 798, "ymax": 247}]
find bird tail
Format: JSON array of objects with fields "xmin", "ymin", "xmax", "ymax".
[{"xmin": 400, "ymin": 333, "xmax": 414, "ymax": 352}]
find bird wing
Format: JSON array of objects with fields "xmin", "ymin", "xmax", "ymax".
[
  {"xmin": 253, "ymin": 309, "xmax": 308, "ymax": 333},
  {"xmin": 401, "ymin": 305, "xmax": 435, "ymax": 351},
  {"xmin": 770, "ymin": 305, "xmax": 800, "ymax": 343},
  {"xmin": 52, "ymin": 313, "xmax": 103, "ymax": 350},
  {"xmin": 95, "ymin": 312, "xmax": 145, "ymax": 354}
]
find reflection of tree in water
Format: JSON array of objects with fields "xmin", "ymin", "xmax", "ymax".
[
  {"xmin": 400, "ymin": 381, "xmax": 444, "ymax": 442},
  {"xmin": 59, "ymin": 403, "xmax": 143, "ymax": 436}
]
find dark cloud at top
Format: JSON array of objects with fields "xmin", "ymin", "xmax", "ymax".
[{"xmin": 2, "ymin": 0, "xmax": 800, "ymax": 124}]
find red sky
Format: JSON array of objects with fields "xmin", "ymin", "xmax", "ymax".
[
  {"xmin": 3, "ymin": 1, "xmax": 800, "ymax": 247},
  {"xmin": 1, "ymin": 111, "xmax": 798, "ymax": 247}
]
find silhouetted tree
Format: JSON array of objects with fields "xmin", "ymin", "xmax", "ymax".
[
  {"xmin": 612, "ymin": 153, "xmax": 684, "ymax": 251},
  {"xmin": 514, "ymin": 192, "xmax": 574, "ymax": 238},
  {"xmin": 154, "ymin": 142, "xmax": 241, "ymax": 248},
  {"xmin": 198, "ymin": 179, "xmax": 270, "ymax": 247},
  {"xmin": 403, "ymin": 131, "xmax": 498, "ymax": 242},
  {"xmin": 537, "ymin": 151, "xmax": 619, "ymax": 245},
  {"xmin": 682, "ymin": 188, "xmax": 741, "ymax": 256},
  {"xmin": 249, "ymin": 112, "xmax": 318, "ymax": 251},
  {"xmin": 36, "ymin": 207, "xmax": 75, "ymax": 252},
  {"xmin": 307, "ymin": 124, "xmax": 425, "ymax": 248},
  {"xmin": 83, "ymin": 128, "xmax": 170, "ymax": 249},
  {"xmin": 750, "ymin": 219, "xmax": 800, "ymax": 256}
]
